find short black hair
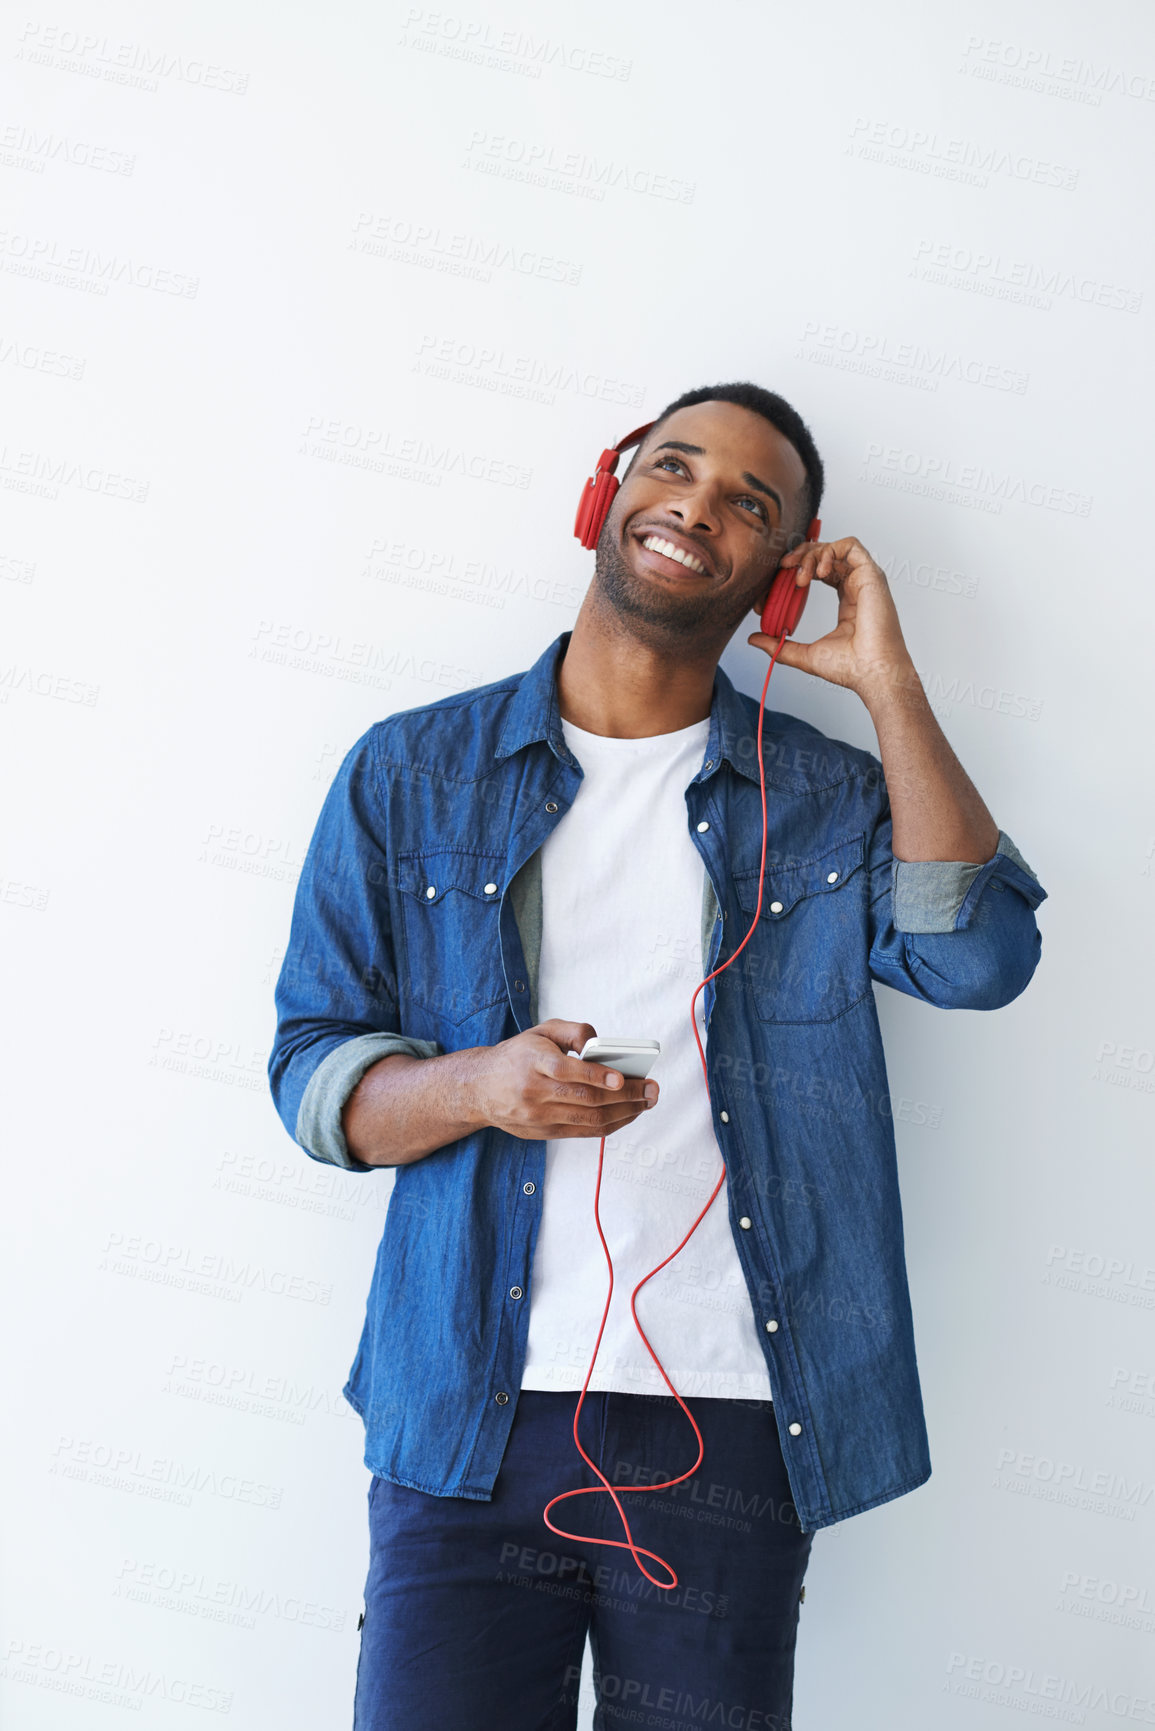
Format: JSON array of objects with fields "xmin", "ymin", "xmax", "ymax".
[{"xmin": 627, "ymin": 381, "xmax": 824, "ymax": 536}]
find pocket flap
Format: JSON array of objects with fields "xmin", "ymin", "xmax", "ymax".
[
  {"xmin": 733, "ymin": 832, "xmax": 865, "ymax": 919},
  {"xmin": 397, "ymin": 849, "xmax": 505, "ymax": 906}
]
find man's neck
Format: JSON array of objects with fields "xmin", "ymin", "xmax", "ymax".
[{"xmin": 556, "ymin": 611, "xmax": 721, "ymax": 740}]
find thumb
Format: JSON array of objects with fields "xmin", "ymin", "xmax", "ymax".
[
  {"xmin": 530, "ymin": 1018, "xmax": 597, "ymax": 1053},
  {"xmin": 747, "ymin": 631, "xmax": 811, "ymax": 672}
]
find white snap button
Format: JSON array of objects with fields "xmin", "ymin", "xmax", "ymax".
[
  {"xmin": 509, "ymin": 1286, "xmax": 523, "ymax": 1301},
  {"xmin": 720, "ymin": 1110, "xmax": 729, "ymax": 1123},
  {"xmin": 788, "ymin": 1422, "xmax": 802, "ymax": 1436},
  {"xmin": 696, "ymin": 821, "xmax": 710, "ymax": 833},
  {"xmin": 523, "ymin": 1181, "xmax": 536, "ymax": 1195},
  {"xmin": 765, "ymin": 1319, "xmax": 779, "ymax": 1333},
  {"xmin": 739, "ymin": 1216, "xmax": 752, "ymax": 1230},
  {"xmin": 425, "ymin": 885, "xmax": 436, "ymax": 899},
  {"xmin": 826, "ymin": 871, "xmax": 839, "ymax": 884},
  {"xmin": 770, "ymin": 901, "xmax": 783, "ymax": 914},
  {"xmin": 484, "ymin": 882, "xmax": 497, "ymax": 895}
]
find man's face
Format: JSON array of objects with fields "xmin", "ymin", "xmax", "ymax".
[{"xmin": 594, "ymin": 400, "xmax": 809, "ymax": 646}]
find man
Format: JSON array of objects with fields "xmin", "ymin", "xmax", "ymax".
[{"xmin": 268, "ymin": 382, "xmax": 1046, "ymax": 1730}]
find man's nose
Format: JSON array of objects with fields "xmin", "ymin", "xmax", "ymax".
[{"xmin": 669, "ymin": 488, "xmax": 721, "ymax": 533}]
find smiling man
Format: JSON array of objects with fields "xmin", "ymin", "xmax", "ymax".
[{"xmin": 269, "ymin": 382, "xmax": 1047, "ymax": 1731}]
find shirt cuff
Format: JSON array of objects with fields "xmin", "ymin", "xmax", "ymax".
[
  {"xmin": 892, "ymin": 829, "xmax": 1040, "ymax": 935},
  {"xmin": 295, "ymin": 1032, "xmax": 443, "ymax": 1171}
]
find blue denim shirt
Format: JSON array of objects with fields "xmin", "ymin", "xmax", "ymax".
[{"xmin": 268, "ymin": 630, "xmax": 1047, "ymax": 1532}]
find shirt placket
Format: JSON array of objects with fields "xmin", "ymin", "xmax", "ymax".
[
  {"xmin": 466, "ymin": 748, "xmax": 584, "ymax": 1482},
  {"xmin": 686, "ymin": 770, "xmax": 829, "ymax": 1531}
]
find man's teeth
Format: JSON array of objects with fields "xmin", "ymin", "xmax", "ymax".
[{"xmin": 642, "ymin": 535, "xmax": 706, "ymax": 575}]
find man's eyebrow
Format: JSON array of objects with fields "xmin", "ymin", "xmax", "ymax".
[{"xmin": 650, "ymin": 440, "xmax": 783, "ymax": 518}]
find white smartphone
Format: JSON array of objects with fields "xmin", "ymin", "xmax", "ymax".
[{"xmin": 575, "ymin": 1036, "xmax": 661, "ymax": 1079}]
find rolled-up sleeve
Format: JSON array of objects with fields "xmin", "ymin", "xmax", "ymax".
[
  {"xmin": 866, "ymin": 782, "xmax": 1047, "ymax": 1011},
  {"xmin": 267, "ymin": 725, "xmax": 442, "ymax": 1171}
]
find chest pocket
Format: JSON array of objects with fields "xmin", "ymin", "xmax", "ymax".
[
  {"xmin": 729, "ymin": 832, "xmax": 869, "ymax": 1024},
  {"xmin": 397, "ymin": 849, "xmax": 509, "ymax": 1026}
]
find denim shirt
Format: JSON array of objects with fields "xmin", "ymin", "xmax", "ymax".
[{"xmin": 268, "ymin": 630, "xmax": 1047, "ymax": 1532}]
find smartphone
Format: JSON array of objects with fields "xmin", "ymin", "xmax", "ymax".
[{"xmin": 576, "ymin": 1036, "xmax": 661, "ymax": 1079}]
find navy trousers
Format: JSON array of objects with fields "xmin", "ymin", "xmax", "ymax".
[{"xmin": 353, "ymin": 1390, "xmax": 814, "ymax": 1731}]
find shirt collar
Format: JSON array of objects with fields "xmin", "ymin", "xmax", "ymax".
[{"xmin": 494, "ymin": 630, "xmax": 768, "ymax": 786}]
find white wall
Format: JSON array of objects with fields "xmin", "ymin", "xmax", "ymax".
[{"xmin": 3, "ymin": 1, "xmax": 1153, "ymax": 1725}]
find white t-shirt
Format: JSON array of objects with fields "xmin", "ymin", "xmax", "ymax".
[{"xmin": 519, "ymin": 715, "xmax": 774, "ymax": 1402}]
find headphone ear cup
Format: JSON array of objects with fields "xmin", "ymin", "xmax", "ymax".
[
  {"xmin": 575, "ymin": 470, "xmax": 619, "ymax": 550},
  {"xmin": 574, "ymin": 476, "xmax": 598, "ymax": 546},
  {"xmin": 758, "ymin": 568, "xmax": 809, "ymax": 640}
]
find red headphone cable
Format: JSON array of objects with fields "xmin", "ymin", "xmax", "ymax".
[{"xmin": 542, "ymin": 632, "xmax": 787, "ymax": 1589}]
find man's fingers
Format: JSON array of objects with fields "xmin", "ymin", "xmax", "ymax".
[
  {"xmin": 545, "ymin": 1103, "xmax": 650, "ymax": 1137},
  {"xmin": 541, "ymin": 1045, "xmax": 642, "ymax": 1095},
  {"xmin": 525, "ymin": 1020, "xmax": 660, "ymax": 1104},
  {"xmin": 551, "ymin": 1067, "xmax": 657, "ymax": 1107}
]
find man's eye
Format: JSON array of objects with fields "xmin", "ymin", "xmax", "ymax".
[
  {"xmin": 737, "ymin": 496, "xmax": 767, "ymax": 519},
  {"xmin": 655, "ymin": 456, "xmax": 685, "ymax": 475}
]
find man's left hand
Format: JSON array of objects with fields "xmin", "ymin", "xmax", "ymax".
[{"xmin": 747, "ymin": 536, "xmax": 917, "ymax": 705}]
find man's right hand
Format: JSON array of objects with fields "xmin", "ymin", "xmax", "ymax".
[{"xmin": 471, "ymin": 1019, "xmax": 659, "ymax": 1142}]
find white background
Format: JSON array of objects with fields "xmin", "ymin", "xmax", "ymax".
[{"xmin": 3, "ymin": 1, "xmax": 1154, "ymax": 1725}]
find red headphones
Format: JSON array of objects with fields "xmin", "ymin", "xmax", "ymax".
[{"xmin": 574, "ymin": 423, "xmax": 821, "ymax": 639}]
